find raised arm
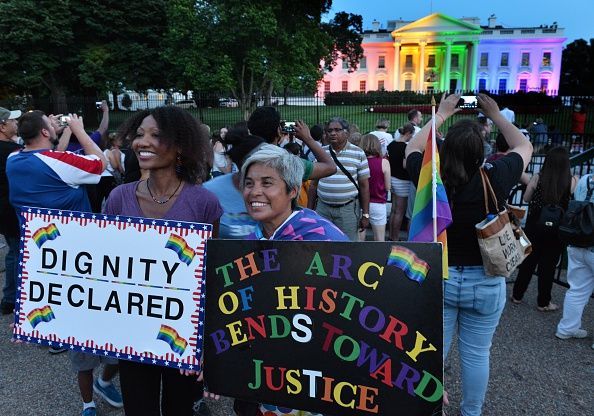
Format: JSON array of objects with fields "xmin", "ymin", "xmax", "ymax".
[
  {"xmin": 97, "ymin": 100, "xmax": 110, "ymax": 138},
  {"xmin": 67, "ymin": 114, "xmax": 107, "ymax": 171},
  {"xmin": 295, "ymin": 120, "xmax": 336, "ymax": 180},
  {"xmin": 405, "ymin": 94, "xmax": 461, "ymax": 158}
]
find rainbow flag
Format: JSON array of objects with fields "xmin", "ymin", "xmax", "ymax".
[
  {"xmin": 409, "ymin": 127, "xmax": 452, "ymax": 278},
  {"xmin": 386, "ymin": 245, "xmax": 430, "ymax": 284},
  {"xmin": 157, "ymin": 324, "xmax": 188, "ymax": 355},
  {"xmin": 165, "ymin": 234, "xmax": 195, "ymax": 266},
  {"xmin": 32, "ymin": 223, "xmax": 60, "ymax": 248},
  {"xmin": 27, "ymin": 305, "xmax": 56, "ymax": 328}
]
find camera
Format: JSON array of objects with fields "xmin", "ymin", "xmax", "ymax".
[
  {"xmin": 458, "ymin": 95, "xmax": 478, "ymax": 109},
  {"xmin": 281, "ymin": 121, "xmax": 296, "ymax": 134},
  {"xmin": 59, "ymin": 115, "xmax": 71, "ymax": 127},
  {"xmin": 95, "ymin": 101, "xmax": 102, "ymax": 109}
]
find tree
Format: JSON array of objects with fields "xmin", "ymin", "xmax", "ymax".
[
  {"xmin": 0, "ymin": 0, "xmax": 169, "ymax": 111},
  {"xmin": 170, "ymin": 0, "xmax": 363, "ymax": 118},
  {"xmin": 560, "ymin": 38, "xmax": 594, "ymax": 95}
]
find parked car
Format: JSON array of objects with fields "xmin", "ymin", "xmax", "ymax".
[
  {"xmin": 218, "ymin": 98, "xmax": 239, "ymax": 108},
  {"xmin": 174, "ymin": 99, "xmax": 197, "ymax": 109}
]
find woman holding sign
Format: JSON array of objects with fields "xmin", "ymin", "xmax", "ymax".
[
  {"xmin": 237, "ymin": 144, "xmax": 346, "ymax": 416},
  {"xmin": 241, "ymin": 144, "xmax": 348, "ymax": 242},
  {"xmin": 104, "ymin": 106, "xmax": 222, "ymax": 416},
  {"xmin": 405, "ymin": 94, "xmax": 533, "ymax": 416}
]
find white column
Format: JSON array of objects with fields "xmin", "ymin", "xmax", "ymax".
[
  {"xmin": 469, "ymin": 40, "xmax": 478, "ymax": 91},
  {"xmin": 418, "ymin": 41, "xmax": 426, "ymax": 92},
  {"xmin": 443, "ymin": 41, "xmax": 452, "ymax": 92},
  {"xmin": 392, "ymin": 41, "xmax": 401, "ymax": 91}
]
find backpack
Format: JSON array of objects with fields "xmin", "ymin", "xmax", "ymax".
[
  {"xmin": 558, "ymin": 176, "xmax": 594, "ymax": 247},
  {"xmin": 536, "ymin": 204, "xmax": 564, "ymax": 231}
]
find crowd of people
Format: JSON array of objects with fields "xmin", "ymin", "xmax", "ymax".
[{"xmin": 0, "ymin": 93, "xmax": 592, "ymax": 416}]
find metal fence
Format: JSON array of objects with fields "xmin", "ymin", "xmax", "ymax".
[{"xmin": 1, "ymin": 94, "xmax": 593, "ymax": 138}]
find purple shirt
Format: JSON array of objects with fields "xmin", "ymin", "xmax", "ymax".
[
  {"xmin": 103, "ymin": 181, "xmax": 222, "ymax": 224},
  {"xmin": 67, "ymin": 131, "xmax": 102, "ymax": 153}
]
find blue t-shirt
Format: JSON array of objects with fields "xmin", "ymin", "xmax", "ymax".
[
  {"xmin": 202, "ymin": 173, "xmax": 257, "ymax": 239},
  {"xmin": 7, "ymin": 149, "xmax": 103, "ymax": 213}
]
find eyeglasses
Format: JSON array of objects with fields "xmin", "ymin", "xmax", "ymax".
[{"xmin": 325, "ymin": 128, "xmax": 345, "ymax": 133}]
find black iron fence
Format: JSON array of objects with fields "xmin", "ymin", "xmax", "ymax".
[{"xmin": 1, "ymin": 93, "xmax": 593, "ymax": 139}]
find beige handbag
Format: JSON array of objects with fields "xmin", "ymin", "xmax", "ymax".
[{"xmin": 475, "ymin": 168, "xmax": 532, "ymax": 277}]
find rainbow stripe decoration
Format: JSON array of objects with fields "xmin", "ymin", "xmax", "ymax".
[
  {"xmin": 27, "ymin": 305, "xmax": 56, "ymax": 328},
  {"xmin": 157, "ymin": 324, "xmax": 188, "ymax": 356},
  {"xmin": 386, "ymin": 245, "xmax": 430, "ymax": 284},
  {"xmin": 409, "ymin": 126, "xmax": 452, "ymax": 278},
  {"xmin": 32, "ymin": 223, "xmax": 61, "ymax": 248},
  {"xmin": 165, "ymin": 234, "xmax": 195, "ymax": 266}
]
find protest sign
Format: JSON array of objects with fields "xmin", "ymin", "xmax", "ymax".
[
  {"xmin": 204, "ymin": 240, "xmax": 443, "ymax": 416},
  {"xmin": 13, "ymin": 207, "xmax": 211, "ymax": 370}
]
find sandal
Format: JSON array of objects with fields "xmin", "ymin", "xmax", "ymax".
[
  {"xmin": 510, "ymin": 296, "xmax": 522, "ymax": 304},
  {"xmin": 537, "ymin": 302, "xmax": 559, "ymax": 312}
]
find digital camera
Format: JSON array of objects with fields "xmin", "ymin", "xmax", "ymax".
[{"xmin": 95, "ymin": 101, "xmax": 102, "ymax": 109}]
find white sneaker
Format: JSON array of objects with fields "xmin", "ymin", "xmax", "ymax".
[{"xmin": 555, "ymin": 329, "xmax": 588, "ymax": 339}]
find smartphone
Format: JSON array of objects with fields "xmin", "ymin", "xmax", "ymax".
[
  {"xmin": 458, "ymin": 95, "xmax": 478, "ymax": 109},
  {"xmin": 282, "ymin": 121, "xmax": 296, "ymax": 133},
  {"xmin": 95, "ymin": 101, "xmax": 102, "ymax": 109},
  {"xmin": 59, "ymin": 115, "xmax": 71, "ymax": 127}
]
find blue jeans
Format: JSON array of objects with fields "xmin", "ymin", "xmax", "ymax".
[
  {"xmin": 2, "ymin": 236, "xmax": 20, "ymax": 305},
  {"xmin": 444, "ymin": 266, "xmax": 506, "ymax": 416}
]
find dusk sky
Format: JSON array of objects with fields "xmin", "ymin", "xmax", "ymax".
[{"xmin": 328, "ymin": 0, "xmax": 594, "ymax": 45}]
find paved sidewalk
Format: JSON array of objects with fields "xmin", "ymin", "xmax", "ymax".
[{"xmin": 0, "ymin": 237, "xmax": 592, "ymax": 416}]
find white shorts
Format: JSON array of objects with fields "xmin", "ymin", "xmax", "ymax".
[
  {"xmin": 369, "ymin": 202, "xmax": 387, "ymax": 226},
  {"xmin": 391, "ymin": 177, "xmax": 411, "ymax": 197}
]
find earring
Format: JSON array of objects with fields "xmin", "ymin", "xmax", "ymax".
[{"xmin": 175, "ymin": 153, "xmax": 183, "ymax": 176}]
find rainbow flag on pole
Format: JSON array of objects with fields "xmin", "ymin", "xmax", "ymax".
[
  {"xmin": 165, "ymin": 234, "xmax": 195, "ymax": 266},
  {"xmin": 27, "ymin": 305, "xmax": 56, "ymax": 328},
  {"xmin": 409, "ymin": 108, "xmax": 453, "ymax": 278},
  {"xmin": 386, "ymin": 245, "xmax": 430, "ymax": 284},
  {"xmin": 157, "ymin": 324, "xmax": 188, "ymax": 355},
  {"xmin": 32, "ymin": 223, "xmax": 60, "ymax": 248}
]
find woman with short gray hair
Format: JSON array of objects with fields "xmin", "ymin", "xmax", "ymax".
[{"xmin": 241, "ymin": 144, "xmax": 347, "ymax": 241}]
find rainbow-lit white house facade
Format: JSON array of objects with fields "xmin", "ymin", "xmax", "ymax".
[{"xmin": 318, "ymin": 13, "xmax": 566, "ymax": 95}]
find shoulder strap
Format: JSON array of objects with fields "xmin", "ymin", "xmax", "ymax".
[
  {"xmin": 329, "ymin": 147, "xmax": 360, "ymax": 193},
  {"xmin": 479, "ymin": 167, "xmax": 500, "ymax": 214}
]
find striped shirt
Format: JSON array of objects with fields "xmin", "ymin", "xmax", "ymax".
[{"xmin": 317, "ymin": 142, "xmax": 370, "ymax": 204}]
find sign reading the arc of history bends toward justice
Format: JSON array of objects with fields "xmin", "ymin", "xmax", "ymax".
[
  {"xmin": 13, "ymin": 207, "xmax": 212, "ymax": 371},
  {"xmin": 204, "ymin": 240, "xmax": 443, "ymax": 416}
]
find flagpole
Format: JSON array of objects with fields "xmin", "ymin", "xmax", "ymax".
[{"xmin": 431, "ymin": 96, "xmax": 437, "ymax": 242}]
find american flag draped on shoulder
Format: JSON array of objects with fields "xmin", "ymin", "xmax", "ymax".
[{"xmin": 409, "ymin": 98, "xmax": 453, "ymax": 278}]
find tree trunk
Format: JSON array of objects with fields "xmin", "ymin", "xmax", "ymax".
[
  {"xmin": 112, "ymin": 91, "xmax": 120, "ymax": 111},
  {"xmin": 49, "ymin": 83, "xmax": 68, "ymax": 115}
]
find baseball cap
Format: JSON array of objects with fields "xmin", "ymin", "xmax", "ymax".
[{"xmin": 0, "ymin": 107, "xmax": 22, "ymax": 123}]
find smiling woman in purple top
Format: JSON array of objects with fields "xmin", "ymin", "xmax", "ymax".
[{"xmin": 103, "ymin": 106, "xmax": 222, "ymax": 416}]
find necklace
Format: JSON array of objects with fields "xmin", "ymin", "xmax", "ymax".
[{"xmin": 146, "ymin": 178, "xmax": 182, "ymax": 204}]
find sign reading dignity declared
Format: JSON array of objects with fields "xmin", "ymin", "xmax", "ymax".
[{"xmin": 13, "ymin": 207, "xmax": 211, "ymax": 370}]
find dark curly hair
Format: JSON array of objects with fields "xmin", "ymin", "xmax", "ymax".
[{"xmin": 117, "ymin": 106, "xmax": 212, "ymax": 184}]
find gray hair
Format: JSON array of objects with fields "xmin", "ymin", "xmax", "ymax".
[
  {"xmin": 326, "ymin": 116, "xmax": 349, "ymax": 131},
  {"xmin": 240, "ymin": 144, "xmax": 304, "ymax": 195}
]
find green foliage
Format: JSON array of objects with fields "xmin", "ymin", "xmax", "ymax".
[{"xmin": 561, "ymin": 38, "xmax": 594, "ymax": 95}]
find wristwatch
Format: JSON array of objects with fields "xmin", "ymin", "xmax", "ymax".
[{"xmin": 362, "ymin": 213, "xmax": 370, "ymax": 219}]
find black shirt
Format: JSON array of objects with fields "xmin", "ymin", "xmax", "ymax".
[
  {"xmin": 387, "ymin": 141, "xmax": 410, "ymax": 180},
  {"xmin": 0, "ymin": 140, "xmax": 23, "ymax": 237},
  {"xmin": 407, "ymin": 151, "xmax": 524, "ymax": 265}
]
